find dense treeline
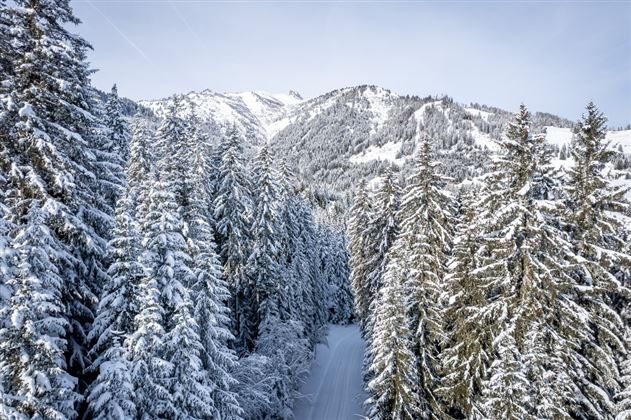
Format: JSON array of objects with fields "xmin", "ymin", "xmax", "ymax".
[
  {"xmin": 351, "ymin": 104, "xmax": 631, "ymax": 419},
  {"xmin": 0, "ymin": 1, "xmax": 352, "ymax": 418}
]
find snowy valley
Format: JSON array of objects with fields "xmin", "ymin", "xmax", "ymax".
[{"xmin": 1, "ymin": 1, "xmax": 630, "ymax": 420}]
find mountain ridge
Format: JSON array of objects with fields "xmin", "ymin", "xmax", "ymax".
[{"xmin": 138, "ymin": 84, "xmax": 630, "ymax": 201}]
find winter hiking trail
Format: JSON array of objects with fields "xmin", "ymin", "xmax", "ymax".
[{"xmin": 294, "ymin": 324, "xmax": 367, "ymax": 420}]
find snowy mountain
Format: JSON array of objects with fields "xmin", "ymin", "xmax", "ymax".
[
  {"xmin": 141, "ymin": 85, "xmax": 631, "ymax": 201},
  {"xmin": 140, "ymin": 89, "xmax": 303, "ymax": 142}
]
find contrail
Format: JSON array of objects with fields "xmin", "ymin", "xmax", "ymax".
[
  {"xmin": 87, "ymin": 0, "xmax": 152, "ymax": 64},
  {"xmin": 168, "ymin": 0, "xmax": 204, "ymax": 46}
]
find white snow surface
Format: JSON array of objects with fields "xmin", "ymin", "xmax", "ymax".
[
  {"xmin": 464, "ymin": 107, "xmax": 493, "ymax": 121},
  {"xmin": 140, "ymin": 89, "xmax": 304, "ymax": 141},
  {"xmin": 413, "ymin": 100, "xmax": 443, "ymax": 126},
  {"xmin": 294, "ymin": 324, "xmax": 367, "ymax": 420},
  {"xmin": 544, "ymin": 127, "xmax": 631, "ymax": 152},
  {"xmin": 545, "ymin": 126, "xmax": 573, "ymax": 148},
  {"xmin": 607, "ymin": 129, "xmax": 631, "ymax": 154},
  {"xmin": 349, "ymin": 141, "xmax": 404, "ymax": 165}
]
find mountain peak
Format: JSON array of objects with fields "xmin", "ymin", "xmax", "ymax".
[{"xmin": 288, "ymin": 90, "xmax": 303, "ymax": 100}]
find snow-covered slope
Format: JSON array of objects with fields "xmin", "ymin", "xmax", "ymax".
[
  {"xmin": 139, "ymin": 84, "xmax": 629, "ymax": 197},
  {"xmin": 544, "ymin": 126, "xmax": 631, "ymax": 151},
  {"xmin": 140, "ymin": 89, "xmax": 303, "ymax": 142}
]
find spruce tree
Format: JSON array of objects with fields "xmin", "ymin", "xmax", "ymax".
[
  {"xmin": 326, "ymin": 230, "xmax": 354, "ymax": 324},
  {"xmin": 85, "ymin": 190, "xmax": 140, "ymax": 419},
  {"xmin": 363, "ymin": 167, "xmax": 400, "ymax": 343},
  {"xmin": 399, "ymin": 136, "xmax": 453, "ymax": 418},
  {"xmin": 103, "ymin": 84, "xmax": 130, "ymax": 163},
  {"xmin": 213, "ymin": 125, "xmax": 255, "ymax": 353},
  {"xmin": 365, "ymin": 243, "xmax": 422, "ymax": 420},
  {"xmin": 0, "ymin": 206, "xmax": 80, "ymax": 418},
  {"xmin": 565, "ymin": 102, "xmax": 630, "ymax": 418},
  {"xmin": 186, "ymin": 110, "xmax": 243, "ymax": 419},
  {"xmin": 617, "ymin": 326, "xmax": 631, "ymax": 419},
  {"xmin": 251, "ymin": 145, "xmax": 286, "ymax": 332},
  {"xmin": 476, "ymin": 105, "xmax": 588, "ymax": 418},
  {"xmin": 482, "ymin": 332, "xmax": 533, "ymax": 419},
  {"xmin": 348, "ymin": 180, "xmax": 373, "ymax": 333},
  {"xmin": 1, "ymin": 0, "xmax": 113, "ymax": 407},
  {"xmin": 439, "ymin": 190, "xmax": 489, "ymax": 418}
]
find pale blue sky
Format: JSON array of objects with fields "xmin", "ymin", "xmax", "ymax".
[{"xmin": 72, "ymin": 0, "xmax": 630, "ymax": 126}]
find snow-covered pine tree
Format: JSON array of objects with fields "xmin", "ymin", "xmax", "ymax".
[
  {"xmin": 251, "ymin": 145, "xmax": 287, "ymax": 333},
  {"xmin": 276, "ymin": 161, "xmax": 305, "ymax": 324},
  {"xmin": 127, "ymin": 118, "xmax": 153, "ymax": 189},
  {"xmin": 399, "ymin": 135, "xmax": 453, "ymax": 418},
  {"xmin": 617, "ymin": 325, "xmax": 631, "ymax": 419},
  {"xmin": 187, "ymin": 191, "xmax": 243, "ymax": 420},
  {"xmin": 154, "ymin": 96, "xmax": 189, "ymax": 208},
  {"xmin": 185, "ymin": 108, "xmax": 243, "ymax": 420},
  {"xmin": 366, "ymin": 239, "xmax": 422, "ymax": 420},
  {"xmin": 565, "ymin": 102, "xmax": 631, "ymax": 418},
  {"xmin": 2, "ymin": 0, "xmax": 114, "ymax": 405},
  {"xmin": 85, "ymin": 189, "xmax": 140, "ymax": 419},
  {"xmin": 104, "ymin": 84, "xmax": 130, "ymax": 163},
  {"xmin": 476, "ymin": 105, "xmax": 588, "ymax": 418},
  {"xmin": 348, "ymin": 180, "xmax": 373, "ymax": 333},
  {"xmin": 0, "ymin": 1, "xmax": 14, "ymax": 84},
  {"xmin": 0, "ymin": 205, "xmax": 81, "ymax": 418},
  {"xmin": 439, "ymin": 189, "xmax": 490, "ymax": 418},
  {"xmin": 363, "ymin": 167, "xmax": 400, "ymax": 343},
  {"xmin": 213, "ymin": 125, "xmax": 255, "ymax": 353},
  {"xmin": 294, "ymin": 198, "xmax": 327, "ymax": 345},
  {"xmin": 481, "ymin": 330, "xmax": 533, "ymax": 419},
  {"xmin": 153, "ymin": 102, "xmax": 215, "ymax": 418},
  {"xmin": 0, "ymin": 90, "xmax": 13, "ymax": 321},
  {"xmin": 127, "ymin": 264, "xmax": 171, "ymax": 418},
  {"xmin": 128, "ymin": 110, "xmax": 213, "ymax": 417},
  {"xmin": 92, "ymin": 84, "xmax": 128, "ymax": 216},
  {"xmin": 126, "ymin": 117, "xmax": 154, "ymax": 231},
  {"xmin": 328, "ymin": 230, "xmax": 354, "ymax": 324}
]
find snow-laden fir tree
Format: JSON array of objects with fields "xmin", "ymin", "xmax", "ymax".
[
  {"xmin": 0, "ymin": 0, "xmax": 14, "ymax": 84},
  {"xmin": 214, "ymin": 125, "xmax": 255, "ymax": 353},
  {"xmin": 0, "ymin": 206, "xmax": 80, "ymax": 418},
  {"xmin": 276, "ymin": 161, "xmax": 305, "ymax": 324},
  {"xmin": 85, "ymin": 189, "xmax": 140, "ymax": 419},
  {"xmin": 151, "ymin": 103, "xmax": 215, "ymax": 418},
  {"xmin": 126, "ymin": 117, "xmax": 154, "ymax": 232},
  {"xmin": 565, "ymin": 103, "xmax": 631, "ymax": 418},
  {"xmin": 365, "ymin": 238, "xmax": 422, "ymax": 420},
  {"xmin": 127, "ymin": 118, "xmax": 153, "ymax": 190},
  {"xmin": 395, "ymin": 135, "xmax": 453, "ymax": 419},
  {"xmin": 363, "ymin": 167, "xmax": 400, "ymax": 346},
  {"xmin": 92, "ymin": 84, "xmax": 127, "ymax": 215},
  {"xmin": 154, "ymin": 96, "xmax": 189, "ymax": 208},
  {"xmin": 348, "ymin": 180, "xmax": 373, "ymax": 333},
  {"xmin": 126, "ymin": 258, "xmax": 171, "ymax": 418},
  {"xmin": 185, "ymin": 108, "xmax": 243, "ymax": 420},
  {"xmin": 251, "ymin": 145, "xmax": 286, "ymax": 333},
  {"xmin": 617, "ymin": 324, "xmax": 631, "ymax": 420},
  {"xmin": 104, "ymin": 84, "xmax": 130, "ymax": 163},
  {"xmin": 294, "ymin": 197, "xmax": 328, "ymax": 345},
  {"xmin": 319, "ymin": 225, "xmax": 354, "ymax": 324},
  {"xmin": 475, "ymin": 105, "xmax": 589, "ymax": 418},
  {"xmin": 1, "ymin": 0, "xmax": 114, "ymax": 406},
  {"xmin": 481, "ymin": 330, "xmax": 533, "ymax": 419},
  {"xmin": 439, "ymin": 190, "xmax": 489, "ymax": 418}
]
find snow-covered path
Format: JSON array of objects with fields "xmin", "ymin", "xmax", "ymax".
[{"xmin": 294, "ymin": 324, "xmax": 367, "ymax": 420}]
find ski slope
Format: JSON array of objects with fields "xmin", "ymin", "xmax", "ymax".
[{"xmin": 294, "ymin": 324, "xmax": 367, "ymax": 420}]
